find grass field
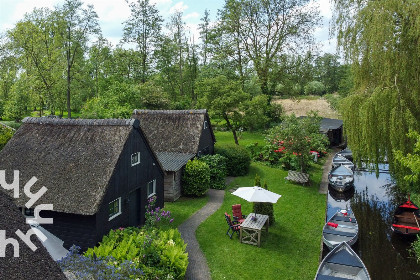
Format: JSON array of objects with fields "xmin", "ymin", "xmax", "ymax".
[
  {"xmin": 164, "ymin": 196, "xmax": 209, "ymax": 229},
  {"xmin": 214, "ymin": 131, "xmax": 266, "ymax": 147}
]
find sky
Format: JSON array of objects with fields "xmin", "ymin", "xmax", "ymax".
[{"xmin": 0, "ymin": 0, "xmax": 337, "ymax": 54}]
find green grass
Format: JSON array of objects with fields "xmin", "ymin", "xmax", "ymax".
[
  {"xmin": 29, "ymin": 109, "xmax": 82, "ymax": 118},
  {"xmin": 214, "ymin": 131, "xmax": 266, "ymax": 146},
  {"xmin": 196, "ymin": 161, "xmax": 326, "ymax": 280},
  {"xmin": 164, "ymin": 196, "xmax": 209, "ymax": 228},
  {"xmin": 0, "ymin": 121, "xmax": 21, "ymax": 129}
]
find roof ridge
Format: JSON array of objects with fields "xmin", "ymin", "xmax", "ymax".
[
  {"xmin": 22, "ymin": 117, "xmax": 138, "ymax": 127},
  {"xmin": 133, "ymin": 109, "xmax": 207, "ymax": 115}
]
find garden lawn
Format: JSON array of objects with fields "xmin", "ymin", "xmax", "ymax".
[
  {"xmin": 196, "ymin": 161, "xmax": 326, "ymax": 280},
  {"xmin": 214, "ymin": 131, "xmax": 265, "ymax": 146},
  {"xmin": 164, "ymin": 196, "xmax": 208, "ymax": 228}
]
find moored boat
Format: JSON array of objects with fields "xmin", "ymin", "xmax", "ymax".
[
  {"xmin": 315, "ymin": 242, "xmax": 370, "ymax": 280},
  {"xmin": 391, "ymin": 197, "xmax": 420, "ymax": 236},
  {"xmin": 328, "ymin": 165, "xmax": 354, "ymax": 192},
  {"xmin": 332, "ymin": 154, "xmax": 355, "ymax": 171},
  {"xmin": 337, "ymin": 148, "xmax": 353, "ymax": 162},
  {"xmin": 323, "ymin": 209, "xmax": 358, "ymax": 250},
  {"xmin": 328, "ymin": 185, "xmax": 355, "ymax": 202}
]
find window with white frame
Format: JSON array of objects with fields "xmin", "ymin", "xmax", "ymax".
[
  {"xmin": 108, "ymin": 197, "xmax": 121, "ymax": 220},
  {"xmin": 204, "ymin": 121, "xmax": 208, "ymax": 129},
  {"xmin": 147, "ymin": 180, "xmax": 156, "ymax": 198},
  {"xmin": 131, "ymin": 152, "xmax": 140, "ymax": 166}
]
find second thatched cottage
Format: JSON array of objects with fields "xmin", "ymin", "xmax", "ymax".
[
  {"xmin": 132, "ymin": 110, "xmax": 216, "ymax": 202},
  {"xmin": 0, "ymin": 117, "xmax": 164, "ymax": 250}
]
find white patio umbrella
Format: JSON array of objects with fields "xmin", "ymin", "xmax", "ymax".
[{"xmin": 232, "ymin": 186, "xmax": 281, "ymax": 203}]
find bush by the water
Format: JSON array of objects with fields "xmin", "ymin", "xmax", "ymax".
[
  {"xmin": 61, "ymin": 227, "xmax": 188, "ymax": 279},
  {"xmin": 215, "ymin": 145, "xmax": 251, "ymax": 176},
  {"xmin": 182, "ymin": 159, "xmax": 210, "ymax": 196},
  {"xmin": 199, "ymin": 154, "xmax": 227, "ymax": 190}
]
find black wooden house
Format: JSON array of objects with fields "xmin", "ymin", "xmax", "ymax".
[
  {"xmin": 0, "ymin": 117, "xmax": 164, "ymax": 250},
  {"xmin": 132, "ymin": 110, "xmax": 216, "ymax": 202}
]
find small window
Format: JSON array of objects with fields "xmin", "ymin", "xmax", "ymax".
[
  {"xmin": 147, "ymin": 180, "xmax": 156, "ymax": 198},
  {"xmin": 204, "ymin": 121, "xmax": 208, "ymax": 129},
  {"xmin": 22, "ymin": 208, "xmax": 34, "ymax": 217},
  {"xmin": 108, "ymin": 198, "xmax": 121, "ymax": 221},
  {"xmin": 131, "ymin": 152, "xmax": 140, "ymax": 166}
]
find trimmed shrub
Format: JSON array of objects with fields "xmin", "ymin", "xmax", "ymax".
[
  {"xmin": 215, "ymin": 145, "xmax": 251, "ymax": 176},
  {"xmin": 199, "ymin": 154, "xmax": 227, "ymax": 190},
  {"xmin": 253, "ymin": 180, "xmax": 275, "ymax": 225},
  {"xmin": 182, "ymin": 159, "xmax": 210, "ymax": 196},
  {"xmin": 304, "ymin": 81, "xmax": 326, "ymax": 95}
]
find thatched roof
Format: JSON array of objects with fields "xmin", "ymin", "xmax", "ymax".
[
  {"xmin": 155, "ymin": 152, "xmax": 195, "ymax": 172},
  {"xmin": 0, "ymin": 117, "xmax": 140, "ymax": 215},
  {"xmin": 132, "ymin": 109, "xmax": 215, "ymax": 154},
  {"xmin": 0, "ymin": 190, "xmax": 67, "ymax": 280}
]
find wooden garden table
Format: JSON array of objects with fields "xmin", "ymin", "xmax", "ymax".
[{"xmin": 240, "ymin": 213, "xmax": 269, "ymax": 247}]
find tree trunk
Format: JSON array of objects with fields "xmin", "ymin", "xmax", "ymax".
[
  {"xmin": 67, "ymin": 65, "xmax": 71, "ymax": 119},
  {"xmin": 224, "ymin": 113, "xmax": 239, "ymax": 145}
]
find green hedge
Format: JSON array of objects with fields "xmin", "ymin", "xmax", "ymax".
[
  {"xmin": 0, "ymin": 125, "xmax": 14, "ymax": 151},
  {"xmin": 199, "ymin": 154, "xmax": 227, "ymax": 190},
  {"xmin": 215, "ymin": 145, "xmax": 251, "ymax": 176},
  {"xmin": 182, "ymin": 159, "xmax": 210, "ymax": 196}
]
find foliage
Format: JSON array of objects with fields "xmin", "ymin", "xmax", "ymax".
[
  {"xmin": 215, "ymin": 145, "xmax": 251, "ymax": 176},
  {"xmin": 394, "ymin": 131, "xmax": 420, "ymax": 193},
  {"xmin": 0, "ymin": 125, "xmax": 14, "ymax": 150},
  {"xmin": 145, "ymin": 196, "xmax": 174, "ymax": 230},
  {"xmin": 182, "ymin": 159, "xmax": 210, "ymax": 196},
  {"xmin": 83, "ymin": 227, "xmax": 188, "ymax": 279},
  {"xmin": 199, "ymin": 154, "xmax": 227, "ymax": 190},
  {"xmin": 323, "ymin": 93, "xmax": 342, "ymax": 111},
  {"xmin": 253, "ymin": 180, "xmax": 275, "ymax": 225},
  {"xmin": 240, "ymin": 94, "xmax": 271, "ymax": 131},
  {"xmin": 197, "ymin": 75, "xmax": 249, "ymax": 145},
  {"xmin": 332, "ymin": 0, "xmax": 420, "ymax": 170},
  {"xmin": 58, "ymin": 245, "xmax": 144, "ymax": 279},
  {"xmin": 254, "ymin": 174, "xmax": 261, "ymax": 187},
  {"xmin": 3, "ymin": 81, "xmax": 29, "ymax": 122},
  {"xmin": 137, "ymin": 81, "xmax": 170, "ymax": 110},
  {"xmin": 265, "ymin": 113, "xmax": 328, "ymax": 172},
  {"xmin": 304, "ymin": 81, "xmax": 326, "ymax": 96}
]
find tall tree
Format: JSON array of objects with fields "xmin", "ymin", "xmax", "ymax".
[
  {"xmin": 122, "ymin": 0, "xmax": 163, "ymax": 83},
  {"xmin": 220, "ymin": 0, "xmax": 320, "ymax": 95},
  {"xmin": 58, "ymin": 0, "xmax": 100, "ymax": 118},
  {"xmin": 8, "ymin": 8, "xmax": 62, "ymax": 116},
  {"xmin": 332, "ymin": 0, "xmax": 420, "ymax": 167},
  {"xmin": 198, "ymin": 9, "xmax": 211, "ymax": 66}
]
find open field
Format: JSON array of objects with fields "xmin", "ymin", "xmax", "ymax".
[{"xmin": 273, "ymin": 97, "xmax": 340, "ymax": 119}]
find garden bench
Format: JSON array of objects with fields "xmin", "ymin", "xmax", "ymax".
[{"xmin": 285, "ymin": 170, "xmax": 310, "ymax": 186}]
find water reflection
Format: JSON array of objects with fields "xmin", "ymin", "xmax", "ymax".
[{"xmin": 326, "ymin": 166, "xmax": 420, "ymax": 280}]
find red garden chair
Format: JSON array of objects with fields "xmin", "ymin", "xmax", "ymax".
[{"xmin": 232, "ymin": 204, "xmax": 246, "ymax": 223}]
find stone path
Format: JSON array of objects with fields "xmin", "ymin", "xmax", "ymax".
[
  {"xmin": 178, "ymin": 189, "xmax": 225, "ymax": 280},
  {"xmin": 319, "ymin": 147, "xmax": 341, "ymax": 194}
]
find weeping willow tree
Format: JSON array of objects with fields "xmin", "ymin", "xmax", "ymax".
[{"xmin": 332, "ymin": 0, "xmax": 420, "ymax": 178}]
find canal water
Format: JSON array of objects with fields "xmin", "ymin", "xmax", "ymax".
[{"xmin": 325, "ymin": 164, "xmax": 420, "ymax": 280}]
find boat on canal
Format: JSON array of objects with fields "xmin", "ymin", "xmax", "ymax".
[
  {"xmin": 328, "ymin": 165, "xmax": 354, "ymax": 192},
  {"xmin": 315, "ymin": 242, "xmax": 370, "ymax": 280},
  {"xmin": 332, "ymin": 154, "xmax": 355, "ymax": 171},
  {"xmin": 328, "ymin": 185, "xmax": 355, "ymax": 202},
  {"xmin": 323, "ymin": 209, "xmax": 358, "ymax": 250},
  {"xmin": 336, "ymin": 148, "xmax": 353, "ymax": 162},
  {"xmin": 391, "ymin": 197, "xmax": 420, "ymax": 236}
]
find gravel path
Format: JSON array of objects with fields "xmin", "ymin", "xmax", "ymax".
[{"xmin": 178, "ymin": 189, "xmax": 225, "ymax": 280}]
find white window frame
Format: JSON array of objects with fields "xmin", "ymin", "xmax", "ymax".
[
  {"xmin": 108, "ymin": 197, "xmax": 122, "ymax": 221},
  {"xmin": 131, "ymin": 152, "xmax": 140, "ymax": 166},
  {"xmin": 204, "ymin": 121, "xmax": 208, "ymax": 129},
  {"xmin": 147, "ymin": 180, "xmax": 156, "ymax": 198}
]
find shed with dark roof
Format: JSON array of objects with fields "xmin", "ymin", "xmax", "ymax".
[
  {"xmin": 0, "ymin": 117, "xmax": 164, "ymax": 250},
  {"xmin": 320, "ymin": 118, "xmax": 344, "ymax": 146},
  {"xmin": 0, "ymin": 190, "xmax": 67, "ymax": 280},
  {"xmin": 132, "ymin": 110, "xmax": 216, "ymax": 201}
]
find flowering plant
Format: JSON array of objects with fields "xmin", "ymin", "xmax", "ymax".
[{"xmin": 145, "ymin": 196, "xmax": 174, "ymax": 229}]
